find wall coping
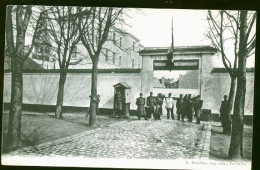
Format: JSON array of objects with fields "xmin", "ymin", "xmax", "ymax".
[
  {"xmin": 4, "ymin": 68, "xmax": 142, "ymax": 74},
  {"xmin": 139, "ymin": 45, "xmax": 217, "ymax": 56},
  {"xmin": 211, "ymin": 67, "xmax": 255, "ymax": 73}
]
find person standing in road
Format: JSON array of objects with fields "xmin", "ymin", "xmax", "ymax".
[
  {"xmin": 115, "ymin": 91, "xmax": 124, "ymax": 118},
  {"xmin": 147, "ymin": 92, "xmax": 156, "ymax": 120},
  {"xmin": 194, "ymin": 95, "xmax": 203, "ymax": 124},
  {"xmin": 165, "ymin": 93, "xmax": 174, "ymax": 120},
  {"xmin": 187, "ymin": 94, "xmax": 193, "ymax": 122},
  {"xmin": 136, "ymin": 93, "xmax": 147, "ymax": 120},
  {"xmin": 220, "ymin": 95, "xmax": 231, "ymax": 134},
  {"xmin": 182, "ymin": 94, "xmax": 188, "ymax": 121},
  {"xmin": 155, "ymin": 93, "xmax": 163, "ymax": 120},
  {"xmin": 176, "ymin": 94, "xmax": 184, "ymax": 120}
]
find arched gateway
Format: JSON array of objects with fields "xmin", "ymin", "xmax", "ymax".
[{"xmin": 139, "ymin": 46, "xmax": 217, "ymax": 108}]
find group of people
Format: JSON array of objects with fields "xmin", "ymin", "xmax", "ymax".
[
  {"xmin": 136, "ymin": 92, "xmax": 164, "ymax": 120},
  {"xmin": 94, "ymin": 91, "xmax": 231, "ymax": 134},
  {"xmin": 136, "ymin": 92, "xmax": 204, "ymax": 124}
]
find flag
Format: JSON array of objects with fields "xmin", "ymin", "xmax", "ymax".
[{"xmin": 167, "ymin": 18, "xmax": 174, "ymax": 69}]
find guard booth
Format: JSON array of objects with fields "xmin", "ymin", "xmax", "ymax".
[{"xmin": 113, "ymin": 82, "xmax": 131, "ymax": 118}]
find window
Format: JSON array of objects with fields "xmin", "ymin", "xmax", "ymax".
[
  {"xmin": 72, "ymin": 46, "xmax": 77, "ymax": 58},
  {"xmin": 113, "ymin": 33, "xmax": 116, "ymax": 42},
  {"xmin": 133, "ymin": 42, "xmax": 135, "ymax": 51},
  {"xmin": 36, "ymin": 46, "xmax": 42, "ymax": 54},
  {"xmin": 113, "ymin": 52, "xmax": 116, "ymax": 64},
  {"xmin": 132, "ymin": 59, "xmax": 134, "ymax": 68},
  {"xmin": 120, "ymin": 37, "xmax": 122, "ymax": 47},
  {"xmin": 119, "ymin": 56, "xmax": 122, "ymax": 66},
  {"xmin": 105, "ymin": 49, "xmax": 108, "ymax": 61}
]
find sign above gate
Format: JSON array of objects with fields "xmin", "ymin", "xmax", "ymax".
[{"xmin": 153, "ymin": 59, "xmax": 199, "ymax": 70}]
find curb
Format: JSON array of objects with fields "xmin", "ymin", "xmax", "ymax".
[{"xmin": 200, "ymin": 124, "xmax": 211, "ymax": 159}]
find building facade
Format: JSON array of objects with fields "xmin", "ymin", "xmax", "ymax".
[
  {"xmin": 69, "ymin": 28, "xmax": 143, "ymax": 69},
  {"xmin": 29, "ymin": 27, "xmax": 143, "ymax": 70}
]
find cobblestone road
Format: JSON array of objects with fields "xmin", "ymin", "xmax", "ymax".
[{"xmin": 8, "ymin": 118, "xmax": 211, "ymax": 160}]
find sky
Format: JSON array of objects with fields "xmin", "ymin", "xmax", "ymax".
[{"xmin": 124, "ymin": 8, "xmax": 255, "ymax": 68}]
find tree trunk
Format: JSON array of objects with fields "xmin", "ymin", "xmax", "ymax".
[
  {"xmin": 89, "ymin": 60, "xmax": 98, "ymax": 128},
  {"xmin": 225, "ymin": 76, "xmax": 237, "ymax": 132},
  {"xmin": 228, "ymin": 59, "xmax": 246, "ymax": 159},
  {"xmin": 7, "ymin": 54, "xmax": 23, "ymax": 151},
  {"xmin": 228, "ymin": 10, "xmax": 247, "ymax": 160},
  {"xmin": 227, "ymin": 76, "xmax": 237, "ymax": 115},
  {"xmin": 55, "ymin": 71, "xmax": 67, "ymax": 119}
]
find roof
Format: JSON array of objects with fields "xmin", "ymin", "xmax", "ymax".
[
  {"xmin": 113, "ymin": 82, "xmax": 131, "ymax": 89},
  {"xmin": 4, "ymin": 68, "xmax": 142, "ymax": 73},
  {"xmin": 4, "ymin": 53, "xmax": 44, "ymax": 71},
  {"xmin": 211, "ymin": 67, "xmax": 255, "ymax": 73},
  {"xmin": 111, "ymin": 26, "xmax": 140, "ymax": 42},
  {"xmin": 139, "ymin": 46, "xmax": 217, "ymax": 55},
  {"xmin": 23, "ymin": 57, "xmax": 45, "ymax": 70}
]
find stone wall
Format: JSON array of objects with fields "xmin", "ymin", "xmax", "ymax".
[
  {"xmin": 3, "ymin": 71, "xmax": 142, "ymax": 110},
  {"xmin": 3, "ymin": 70, "xmax": 254, "ymax": 115},
  {"xmin": 204, "ymin": 72, "xmax": 254, "ymax": 115}
]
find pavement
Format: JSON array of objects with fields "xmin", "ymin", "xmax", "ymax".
[{"xmin": 6, "ymin": 116, "xmax": 211, "ymax": 160}]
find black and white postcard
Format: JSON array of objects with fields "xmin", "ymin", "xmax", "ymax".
[{"xmin": 1, "ymin": 1, "xmax": 256, "ymax": 170}]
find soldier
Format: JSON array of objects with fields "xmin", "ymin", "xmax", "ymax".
[
  {"xmin": 147, "ymin": 92, "xmax": 156, "ymax": 119},
  {"xmin": 194, "ymin": 95, "xmax": 203, "ymax": 124},
  {"xmin": 220, "ymin": 95, "xmax": 231, "ymax": 134},
  {"xmin": 187, "ymin": 94, "xmax": 193, "ymax": 122},
  {"xmin": 115, "ymin": 91, "xmax": 124, "ymax": 118},
  {"xmin": 181, "ymin": 94, "xmax": 188, "ymax": 121},
  {"xmin": 176, "ymin": 94, "xmax": 184, "ymax": 120},
  {"xmin": 165, "ymin": 93, "xmax": 174, "ymax": 120},
  {"xmin": 136, "ymin": 93, "xmax": 147, "ymax": 120},
  {"xmin": 155, "ymin": 93, "xmax": 163, "ymax": 120}
]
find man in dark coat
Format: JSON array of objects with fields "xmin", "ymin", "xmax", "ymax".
[
  {"xmin": 220, "ymin": 95, "xmax": 231, "ymax": 134},
  {"xmin": 147, "ymin": 92, "xmax": 156, "ymax": 119},
  {"xmin": 187, "ymin": 94, "xmax": 193, "ymax": 122},
  {"xmin": 176, "ymin": 94, "xmax": 184, "ymax": 120},
  {"xmin": 115, "ymin": 91, "xmax": 124, "ymax": 118},
  {"xmin": 136, "ymin": 93, "xmax": 147, "ymax": 120},
  {"xmin": 194, "ymin": 95, "xmax": 203, "ymax": 124},
  {"xmin": 154, "ymin": 93, "xmax": 163, "ymax": 120},
  {"xmin": 182, "ymin": 94, "xmax": 188, "ymax": 121}
]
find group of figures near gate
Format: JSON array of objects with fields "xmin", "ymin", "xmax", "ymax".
[
  {"xmin": 112, "ymin": 91, "xmax": 231, "ymax": 134},
  {"xmin": 135, "ymin": 92, "xmax": 204, "ymax": 124}
]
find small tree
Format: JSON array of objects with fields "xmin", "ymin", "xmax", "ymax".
[
  {"xmin": 45, "ymin": 6, "xmax": 81, "ymax": 118},
  {"xmin": 5, "ymin": 5, "xmax": 45, "ymax": 150},
  {"xmin": 207, "ymin": 10, "xmax": 256, "ymax": 159},
  {"xmin": 78, "ymin": 7, "xmax": 124, "ymax": 127},
  {"xmin": 207, "ymin": 10, "xmax": 240, "ymax": 131}
]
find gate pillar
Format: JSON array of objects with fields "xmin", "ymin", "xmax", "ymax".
[{"xmin": 141, "ymin": 55, "xmax": 153, "ymax": 98}]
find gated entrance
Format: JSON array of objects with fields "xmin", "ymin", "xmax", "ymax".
[{"xmin": 139, "ymin": 46, "xmax": 217, "ymax": 101}]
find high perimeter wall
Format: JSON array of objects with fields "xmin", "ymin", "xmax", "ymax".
[
  {"xmin": 204, "ymin": 71, "xmax": 255, "ymax": 115},
  {"xmin": 3, "ymin": 70, "xmax": 142, "ymax": 110},
  {"xmin": 3, "ymin": 69, "xmax": 254, "ymax": 115}
]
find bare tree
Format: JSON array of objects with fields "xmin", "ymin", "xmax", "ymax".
[
  {"xmin": 207, "ymin": 10, "xmax": 256, "ymax": 159},
  {"xmin": 5, "ymin": 5, "xmax": 45, "ymax": 151},
  {"xmin": 44, "ymin": 6, "xmax": 81, "ymax": 118},
  {"xmin": 78, "ymin": 7, "xmax": 124, "ymax": 127},
  {"xmin": 207, "ymin": 10, "xmax": 239, "ymax": 133},
  {"xmin": 228, "ymin": 10, "xmax": 256, "ymax": 160}
]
